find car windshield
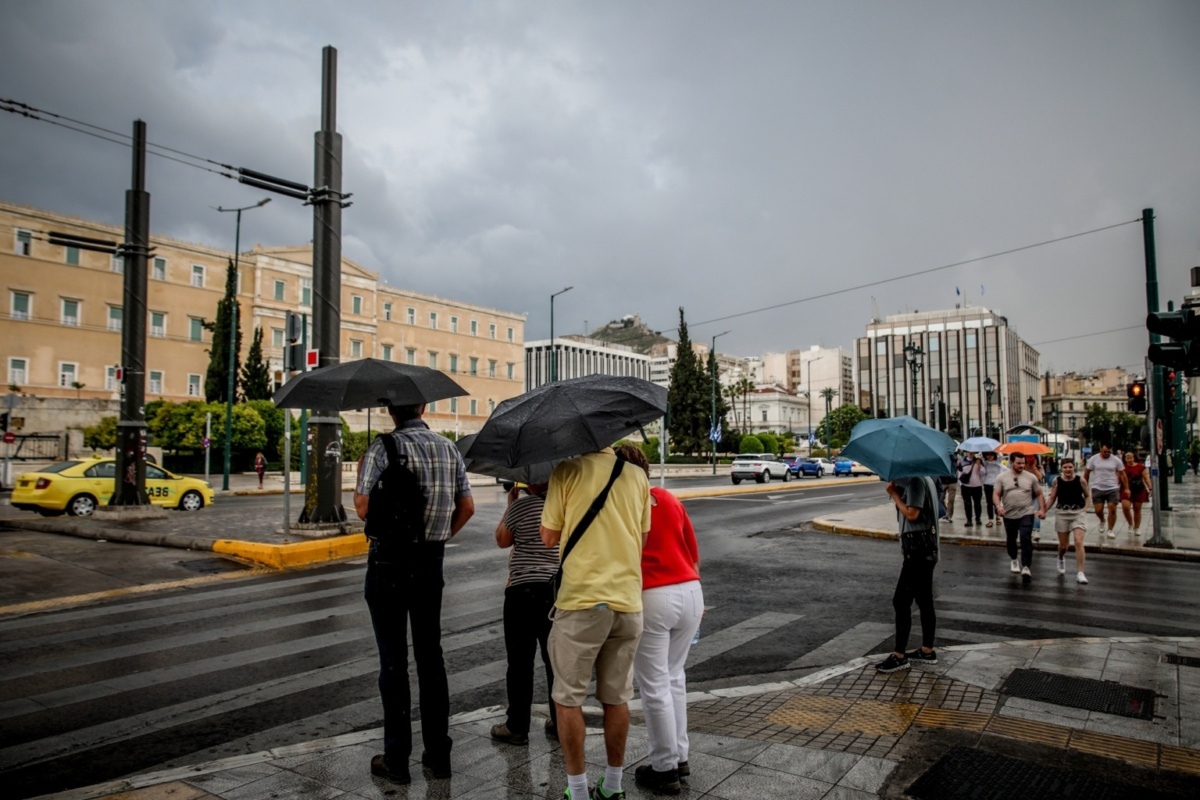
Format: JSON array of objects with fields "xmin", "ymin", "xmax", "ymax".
[{"xmin": 41, "ymin": 461, "xmax": 83, "ymax": 474}]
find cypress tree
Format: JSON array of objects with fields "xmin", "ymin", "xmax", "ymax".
[
  {"xmin": 241, "ymin": 327, "xmax": 273, "ymax": 400},
  {"xmin": 666, "ymin": 307, "xmax": 708, "ymax": 455},
  {"xmin": 204, "ymin": 259, "xmax": 243, "ymax": 403}
]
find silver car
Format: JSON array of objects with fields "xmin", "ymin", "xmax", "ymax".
[{"xmin": 730, "ymin": 453, "xmax": 792, "ymax": 484}]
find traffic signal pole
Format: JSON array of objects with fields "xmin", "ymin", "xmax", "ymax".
[{"xmin": 1143, "ymin": 208, "xmax": 1170, "ymax": 513}]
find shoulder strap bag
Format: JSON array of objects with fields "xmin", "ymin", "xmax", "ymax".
[{"xmin": 551, "ymin": 455, "xmax": 626, "ymax": 610}]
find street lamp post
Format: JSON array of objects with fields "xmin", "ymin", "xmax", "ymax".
[
  {"xmin": 549, "ymin": 286, "xmax": 573, "ymax": 383},
  {"xmin": 983, "ymin": 376, "xmax": 995, "ymax": 438},
  {"xmin": 931, "ymin": 387, "xmax": 942, "ymax": 431},
  {"xmin": 903, "ymin": 341, "xmax": 924, "ymax": 421},
  {"xmin": 214, "ymin": 198, "xmax": 271, "ymax": 491},
  {"xmin": 806, "ymin": 356, "xmax": 823, "ymax": 450},
  {"xmin": 710, "ymin": 330, "xmax": 730, "ymax": 474},
  {"xmin": 823, "ymin": 388, "xmax": 838, "ymax": 455}
]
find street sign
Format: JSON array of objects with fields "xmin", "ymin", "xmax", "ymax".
[
  {"xmin": 202, "ymin": 436, "xmax": 211, "ymax": 449},
  {"xmin": 306, "ymin": 349, "xmax": 319, "ymax": 369},
  {"xmin": 2, "ymin": 431, "xmax": 15, "ymax": 444}
]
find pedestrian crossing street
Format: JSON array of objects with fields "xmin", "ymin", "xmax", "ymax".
[{"xmin": 1, "ymin": 552, "xmax": 1197, "ymax": 798}]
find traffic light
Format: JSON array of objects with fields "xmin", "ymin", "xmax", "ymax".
[
  {"xmin": 1166, "ymin": 370, "xmax": 1179, "ymax": 414},
  {"xmin": 1147, "ymin": 309, "xmax": 1200, "ymax": 372},
  {"xmin": 0, "ymin": 412, "xmax": 8, "ymax": 431},
  {"xmin": 1127, "ymin": 381, "xmax": 1147, "ymax": 413}
]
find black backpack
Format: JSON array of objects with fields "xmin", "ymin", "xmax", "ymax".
[{"xmin": 364, "ymin": 433, "xmax": 427, "ymax": 544}]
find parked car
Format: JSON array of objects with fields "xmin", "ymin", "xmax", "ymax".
[
  {"xmin": 780, "ymin": 455, "xmax": 801, "ymax": 476},
  {"xmin": 849, "ymin": 460, "xmax": 875, "ymax": 476},
  {"xmin": 833, "ymin": 458, "xmax": 854, "ymax": 477},
  {"xmin": 730, "ymin": 453, "xmax": 792, "ymax": 484},
  {"xmin": 11, "ymin": 456, "xmax": 215, "ymax": 516},
  {"xmin": 813, "ymin": 457, "xmax": 837, "ymax": 474},
  {"xmin": 793, "ymin": 457, "xmax": 825, "ymax": 478}
]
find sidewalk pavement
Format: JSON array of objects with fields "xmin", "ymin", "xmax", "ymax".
[
  {"xmin": 814, "ymin": 471, "xmax": 1200, "ymax": 562},
  {"xmin": 36, "ymin": 636, "xmax": 1200, "ymax": 799}
]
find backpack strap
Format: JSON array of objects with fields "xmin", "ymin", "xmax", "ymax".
[
  {"xmin": 377, "ymin": 431, "xmax": 401, "ymax": 466},
  {"xmin": 553, "ymin": 455, "xmax": 626, "ymax": 599}
]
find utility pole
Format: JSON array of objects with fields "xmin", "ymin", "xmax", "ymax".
[
  {"xmin": 1143, "ymin": 208, "xmax": 1170, "ymax": 511},
  {"xmin": 110, "ymin": 120, "xmax": 151, "ymax": 506},
  {"xmin": 302, "ymin": 45, "xmax": 352, "ymax": 523},
  {"xmin": 710, "ymin": 331, "xmax": 729, "ymax": 474}
]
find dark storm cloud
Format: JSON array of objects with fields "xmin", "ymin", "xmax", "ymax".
[{"xmin": 2, "ymin": 1, "xmax": 1198, "ymax": 371}]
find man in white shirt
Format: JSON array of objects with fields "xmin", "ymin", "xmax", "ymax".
[{"xmin": 1083, "ymin": 444, "xmax": 1129, "ymax": 538}]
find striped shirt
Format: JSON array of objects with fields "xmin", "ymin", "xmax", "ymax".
[
  {"xmin": 357, "ymin": 420, "xmax": 472, "ymax": 543},
  {"xmin": 502, "ymin": 493, "xmax": 559, "ymax": 586}
]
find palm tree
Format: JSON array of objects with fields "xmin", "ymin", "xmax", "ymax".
[
  {"xmin": 723, "ymin": 384, "xmax": 742, "ymax": 431},
  {"xmin": 737, "ymin": 378, "xmax": 755, "ymax": 435},
  {"xmin": 819, "ymin": 387, "xmax": 838, "ymax": 448}
]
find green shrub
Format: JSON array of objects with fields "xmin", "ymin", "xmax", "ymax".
[{"xmin": 739, "ymin": 434, "xmax": 764, "ymax": 454}]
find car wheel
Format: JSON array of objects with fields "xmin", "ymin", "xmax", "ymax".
[
  {"xmin": 66, "ymin": 493, "xmax": 98, "ymax": 516},
  {"xmin": 818, "ymin": 469, "xmax": 824, "ymax": 478},
  {"xmin": 178, "ymin": 490, "xmax": 205, "ymax": 511},
  {"xmin": 782, "ymin": 469, "xmax": 791, "ymax": 482},
  {"xmin": 732, "ymin": 476, "xmax": 741, "ymax": 485},
  {"xmin": 756, "ymin": 472, "xmax": 767, "ymax": 483}
]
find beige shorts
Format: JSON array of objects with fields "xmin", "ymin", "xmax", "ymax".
[
  {"xmin": 1055, "ymin": 509, "xmax": 1087, "ymax": 534},
  {"xmin": 549, "ymin": 606, "xmax": 643, "ymax": 707}
]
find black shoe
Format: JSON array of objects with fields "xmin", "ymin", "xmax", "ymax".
[
  {"xmin": 491, "ymin": 723, "xmax": 529, "ymax": 745},
  {"xmin": 421, "ymin": 750, "xmax": 452, "ymax": 779},
  {"xmin": 544, "ymin": 718, "xmax": 558, "ymax": 739},
  {"xmin": 964, "ymin": 520, "xmax": 974, "ymax": 528},
  {"xmin": 635, "ymin": 764, "xmax": 681, "ymax": 795},
  {"xmin": 371, "ymin": 754, "xmax": 411, "ymax": 784},
  {"xmin": 677, "ymin": 761, "xmax": 689, "ymax": 777},
  {"xmin": 905, "ymin": 648, "xmax": 938, "ymax": 665},
  {"xmin": 875, "ymin": 653, "xmax": 910, "ymax": 673}
]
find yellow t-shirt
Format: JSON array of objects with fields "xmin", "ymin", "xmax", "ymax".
[{"xmin": 542, "ymin": 448, "xmax": 651, "ymax": 612}]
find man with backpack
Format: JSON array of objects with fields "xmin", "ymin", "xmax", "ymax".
[{"xmin": 354, "ymin": 403, "xmax": 475, "ymax": 785}]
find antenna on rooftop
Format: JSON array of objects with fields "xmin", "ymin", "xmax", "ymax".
[{"xmin": 870, "ymin": 296, "xmax": 881, "ymax": 323}]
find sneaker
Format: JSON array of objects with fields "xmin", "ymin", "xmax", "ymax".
[
  {"xmin": 1021, "ymin": 566, "xmax": 1032, "ymax": 583},
  {"xmin": 875, "ymin": 653, "xmax": 910, "ymax": 673},
  {"xmin": 677, "ymin": 761, "xmax": 690, "ymax": 777},
  {"xmin": 943, "ymin": 517, "xmax": 954, "ymax": 525},
  {"xmin": 1077, "ymin": 571, "xmax": 1088, "ymax": 584},
  {"xmin": 1057, "ymin": 556, "xmax": 1066, "ymax": 574},
  {"xmin": 905, "ymin": 648, "xmax": 938, "ymax": 665},
  {"xmin": 491, "ymin": 723, "xmax": 528, "ymax": 745},
  {"xmin": 634, "ymin": 764, "xmax": 681, "ymax": 795},
  {"xmin": 1133, "ymin": 527, "xmax": 1141, "ymax": 537},
  {"xmin": 1033, "ymin": 532, "xmax": 1041, "ymax": 543},
  {"xmin": 591, "ymin": 776, "xmax": 625, "ymax": 798},
  {"xmin": 964, "ymin": 520, "xmax": 974, "ymax": 528},
  {"xmin": 1010, "ymin": 558, "xmax": 1020, "ymax": 573},
  {"xmin": 1107, "ymin": 528, "xmax": 1116, "ymax": 539},
  {"xmin": 371, "ymin": 754, "xmax": 411, "ymax": 784},
  {"xmin": 421, "ymin": 750, "xmax": 452, "ymax": 779}
]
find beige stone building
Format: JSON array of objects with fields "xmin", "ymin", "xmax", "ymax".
[{"xmin": 1, "ymin": 201, "xmax": 526, "ymax": 434}]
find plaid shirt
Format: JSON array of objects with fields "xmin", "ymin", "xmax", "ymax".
[{"xmin": 357, "ymin": 420, "xmax": 471, "ymax": 542}]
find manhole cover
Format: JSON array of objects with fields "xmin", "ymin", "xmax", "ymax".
[
  {"xmin": 909, "ymin": 746, "xmax": 1184, "ymax": 800},
  {"xmin": 1001, "ymin": 668, "xmax": 1155, "ymax": 720},
  {"xmin": 1161, "ymin": 653, "xmax": 1200, "ymax": 669}
]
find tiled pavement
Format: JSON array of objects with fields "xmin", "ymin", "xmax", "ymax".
[{"xmin": 37, "ymin": 636, "xmax": 1200, "ymax": 800}]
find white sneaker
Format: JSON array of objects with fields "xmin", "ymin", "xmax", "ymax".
[
  {"xmin": 1021, "ymin": 566, "xmax": 1032, "ymax": 583},
  {"xmin": 1057, "ymin": 556, "xmax": 1066, "ymax": 574},
  {"xmin": 1132, "ymin": 527, "xmax": 1140, "ymax": 537},
  {"xmin": 1010, "ymin": 559, "xmax": 1020, "ymax": 573},
  {"xmin": 1033, "ymin": 532, "xmax": 1041, "ymax": 543},
  {"xmin": 1077, "ymin": 571, "xmax": 1088, "ymax": 584},
  {"xmin": 1106, "ymin": 529, "xmax": 1116, "ymax": 539}
]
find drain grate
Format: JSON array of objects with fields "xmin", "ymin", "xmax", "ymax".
[
  {"xmin": 1161, "ymin": 653, "xmax": 1200, "ymax": 669},
  {"xmin": 1000, "ymin": 668, "xmax": 1155, "ymax": 720},
  {"xmin": 908, "ymin": 747, "xmax": 1186, "ymax": 800}
]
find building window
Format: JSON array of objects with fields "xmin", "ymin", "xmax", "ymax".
[
  {"xmin": 191, "ymin": 264, "xmax": 205, "ymax": 287},
  {"xmin": 470, "ymin": 319, "xmax": 478, "ymax": 336},
  {"xmin": 429, "ymin": 311, "xmax": 438, "ymax": 329},
  {"xmin": 150, "ymin": 312, "xmax": 166, "ymax": 338},
  {"xmin": 11, "ymin": 291, "xmax": 31, "ymax": 320},
  {"xmin": 450, "ymin": 316, "xmax": 458, "ymax": 333},
  {"xmin": 406, "ymin": 307, "xmax": 415, "ymax": 325},
  {"xmin": 382, "ymin": 344, "xmax": 392, "ymax": 361},
  {"xmin": 9, "ymin": 358, "xmax": 27, "ymax": 385},
  {"xmin": 429, "ymin": 401, "xmax": 437, "ymax": 412},
  {"xmin": 105, "ymin": 365, "xmax": 117, "ymax": 391},
  {"xmin": 61, "ymin": 298, "xmax": 80, "ymax": 327},
  {"xmin": 148, "ymin": 370, "xmax": 163, "ymax": 394},
  {"xmin": 111, "ymin": 255, "xmax": 124, "ymax": 274},
  {"xmin": 59, "ymin": 362, "xmax": 78, "ymax": 388},
  {"xmin": 65, "ymin": 246, "xmax": 80, "ymax": 266},
  {"xmin": 272, "ymin": 328, "xmax": 284, "ymax": 348},
  {"xmin": 470, "ymin": 399, "xmax": 478, "ymax": 415},
  {"xmin": 274, "ymin": 280, "xmax": 285, "ymax": 301},
  {"xmin": 489, "ymin": 323, "xmax": 497, "ymax": 339},
  {"xmin": 15, "ymin": 229, "xmax": 32, "ymax": 256},
  {"xmin": 506, "ymin": 363, "xmax": 514, "ymax": 380},
  {"xmin": 352, "ymin": 294, "xmax": 362, "ymax": 315},
  {"xmin": 488, "ymin": 399, "xmax": 496, "ymax": 413},
  {"xmin": 190, "ymin": 317, "xmax": 204, "ymax": 342},
  {"xmin": 469, "ymin": 357, "xmax": 478, "ymax": 376},
  {"xmin": 449, "ymin": 354, "xmax": 458, "ymax": 374},
  {"xmin": 488, "ymin": 359, "xmax": 496, "ymax": 378},
  {"xmin": 187, "ymin": 374, "xmax": 201, "ymax": 397},
  {"xmin": 761, "ymin": 408, "xmax": 768, "ymax": 422},
  {"xmin": 153, "ymin": 257, "xmax": 166, "ymax": 281},
  {"xmin": 383, "ymin": 302, "xmax": 392, "ymax": 321},
  {"xmin": 507, "ymin": 327, "xmax": 514, "ymax": 342},
  {"xmin": 407, "ymin": 348, "xmax": 416, "ymax": 365},
  {"xmin": 351, "ymin": 339, "xmax": 363, "ymax": 358},
  {"xmin": 428, "ymin": 352, "xmax": 438, "ymax": 369},
  {"xmin": 301, "ymin": 278, "xmax": 312, "ymax": 306},
  {"xmin": 107, "ymin": 306, "xmax": 123, "ymax": 332}
]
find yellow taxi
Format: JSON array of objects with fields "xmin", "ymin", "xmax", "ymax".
[{"xmin": 11, "ymin": 456, "xmax": 216, "ymax": 516}]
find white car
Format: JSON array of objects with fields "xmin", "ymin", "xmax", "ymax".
[
  {"xmin": 730, "ymin": 453, "xmax": 792, "ymax": 484},
  {"xmin": 812, "ymin": 457, "xmax": 837, "ymax": 475}
]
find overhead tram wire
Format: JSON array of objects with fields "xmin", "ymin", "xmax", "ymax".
[
  {"xmin": 661, "ymin": 218, "xmax": 1143, "ymax": 334},
  {"xmin": 1030, "ymin": 325, "xmax": 1144, "ymax": 347}
]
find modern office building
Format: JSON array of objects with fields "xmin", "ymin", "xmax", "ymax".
[
  {"xmin": 855, "ymin": 306, "xmax": 1040, "ymax": 436},
  {"xmin": 524, "ymin": 335, "xmax": 651, "ymax": 390}
]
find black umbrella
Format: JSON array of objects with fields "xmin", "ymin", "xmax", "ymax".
[
  {"xmin": 456, "ymin": 434, "xmax": 559, "ymax": 484},
  {"xmin": 467, "ymin": 374, "xmax": 667, "ymax": 467},
  {"xmin": 272, "ymin": 359, "xmax": 468, "ymax": 411}
]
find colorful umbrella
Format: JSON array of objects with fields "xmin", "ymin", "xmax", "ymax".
[{"xmin": 995, "ymin": 441, "xmax": 1053, "ymax": 457}]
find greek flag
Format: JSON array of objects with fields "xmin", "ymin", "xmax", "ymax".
[{"xmin": 709, "ymin": 422, "xmax": 722, "ymax": 442}]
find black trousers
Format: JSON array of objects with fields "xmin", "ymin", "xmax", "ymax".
[
  {"xmin": 503, "ymin": 581, "xmax": 557, "ymax": 734},
  {"xmin": 364, "ymin": 540, "xmax": 451, "ymax": 765},
  {"xmin": 1003, "ymin": 515, "xmax": 1035, "ymax": 568},
  {"xmin": 983, "ymin": 484, "xmax": 997, "ymax": 521},
  {"xmin": 893, "ymin": 557, "xmax": 936, "ymax": 652},
  {"xmin": 961, "ymin": 485, "xmax": 983, "ymax": 523}
]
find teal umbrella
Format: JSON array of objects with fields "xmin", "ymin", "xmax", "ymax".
[{"xmin": 839, "ymin": 416, "xmax": 956, "ymax": 481}]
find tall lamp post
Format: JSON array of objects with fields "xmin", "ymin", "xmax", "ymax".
[
  {"xmin": 214, "ymin": 197, "xmax": 271, "ymax": 490},
  {"xmin": 931, "ymin": 387, "xmax": 942, "ymax": 431},
  {"xmin": 983, "ymin": 376, "xmax": 995, "ymax": 438},
  {"xmin": 710, "ymin": 330, "xmax": 730, "ymax": 474},
  {"xmin": 903, "ymin": 341, "xmax": 924, "ymax": 421},
  {"xmin": 549, "ymin": 285, "xmax": 573, "ymax": 383},
  {"xmin": 806, "ymin": 356, "xmax": 824, "ymax": 450},
  {"xmin": 822, "ymin": 388, "xmax": 838, "ymax": 455}
]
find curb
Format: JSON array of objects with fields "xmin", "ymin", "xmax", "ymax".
[
  {"xmin": 212, "ymin": 534, "xmax": 369, "ymax": 569},
  {"xmin": 672, "ymin": 475, "xmax": 878, "ymax": 499}
]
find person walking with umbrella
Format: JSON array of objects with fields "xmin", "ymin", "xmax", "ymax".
[
  {"xmin": 876, "ymin": 475, "xmax": 942, "ymax": 673},
  {"xmin": 993, "ymin": 453, "xmax": 1047, "ymax": 583}
]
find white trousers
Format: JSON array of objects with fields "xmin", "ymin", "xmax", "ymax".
[{"xmin": 633, "ymin": 580, "xmax": 704, "ymax": 771}]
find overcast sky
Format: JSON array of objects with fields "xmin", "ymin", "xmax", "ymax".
[{"xmin": 3, "ymin": 1, "xmax": 1198, "ymax": 374}]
